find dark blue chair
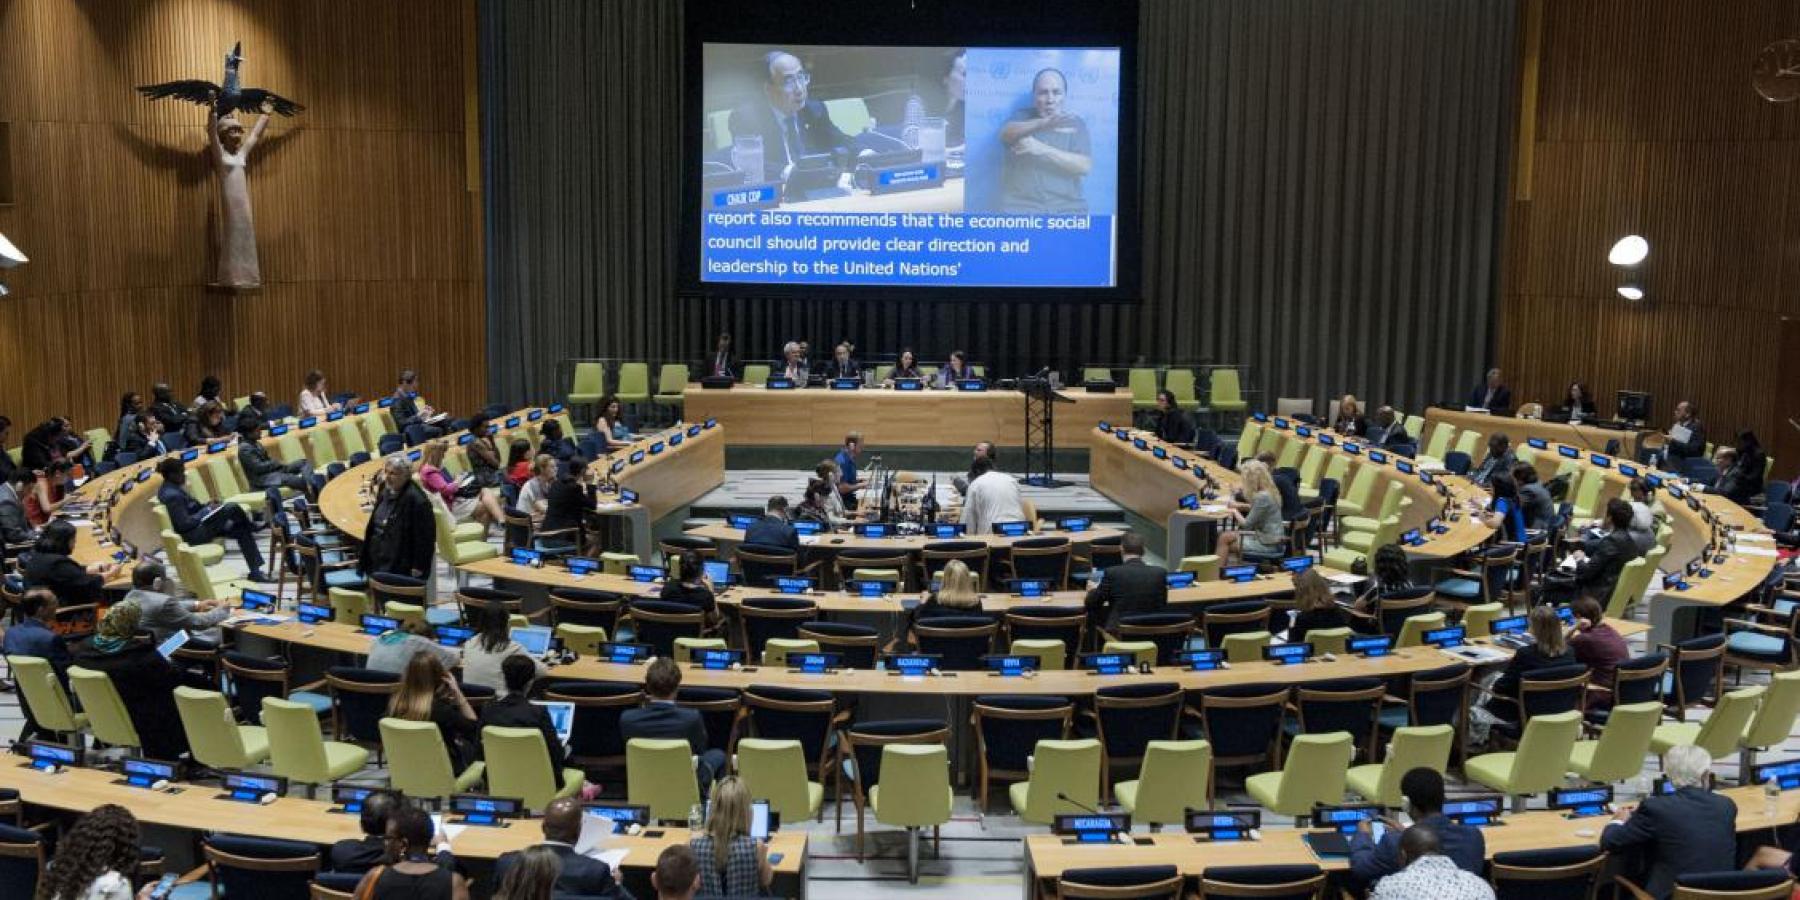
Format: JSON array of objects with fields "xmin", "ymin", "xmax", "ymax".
[
  {"xmin": 1193, "ymin": 683, "xmax": 1289, "ymax": 771},
  {"xmin": 1058, "ymin": 865, "xmax": 1183, "ymax": 900},
  {"xmin": 1444, "ymin": 450, "xmax": 1473, "ymax": 476},
  {"xmin": 321, "ymin": 667, "xmax": 402, "ymax": 747},
  {"xmin": 1491, "ymin": 846, "xmax": 1608, "ymax": 900},
  {"xmin": 1085, "ymin": 682, "xmax": 1183, "ymax": 775},
  {"xmin": 202, "ymin": 834, "xmax": 319, "ymax": 900},
  {"xmin": 547, "ymin": 587, "xmax": 625, "ymax": 634},
  {"xmin": 1286, "ymin": 677, "xmax": 1385, "ymax": 759},
  {"xmin": 1203, "ymin": 601, "xmax": 1271, "ymax": 648},
  {"xmin": 737, "ymin": 597, "xmax": 817, "ymax": 658},
  {"xmin": 223, "ymin": 652, "xmax": 331, "ymax": 725},
  {"xmin": 0, "ymin": 823, "xmax": 44, "ymax": 900},
  {"xmin": 913, "ymin": 616, "xmax": 998, "ymax": 671},
  {"xmin": 796, "ymin": 621, "xmax": 880, "ymax": 670},
  {"xmin": 544, "ymin": 680, "xmax": 644, "ymax": 769},
  {"xmin": 311, "ymin": 870, "xmax": 365, "ymax": 895},
  {"xmin": 377, "ymin": 433, "xmax": 406, "ymax": 455},
  {"xmin": 1114, "ymin": 613, "xmax": 1196, "ymax": 665},
  {"xmin": 1008, "ymin": 536, "xmax": 1073, "ymax": 589},
  {"xmin": 625, "ymin": 600, "xmax": 706, "ymax": 657},
  {"xmin": 1005, "ymin": 606, "xmax": 1088, "ymax": 664},
  {"xmin": 1764, "ymin": 502, "xmax": 1795, "ymax": 533},
  {"xmin": 735, "ymin": 542, "xmax": 807, "ymax": 588},
  {"xmin": 741, "ymin": 685, "xmax": 843, "ymax": 780},
  {"xmin": 676, "ymin": 686, "xmax": 740, "ymax": 755},
  {"xmin": 971, "ymin": 695, "xmax": 1073, "ymax": 813},
  {"xmin": 1200, "ymin": 865, "xmax": 1326, "ymax": 900},
  {"xmin": 1669, "ymin": 870, "xmax": 1792, "ymax": 898},
  {"xmin": 1665, "ymin": 632, "xmax": 1726, "ymax": 719},
  {"xmin": 1767, "ymin": 481, "xmax": 1793, "ymax": 507}
]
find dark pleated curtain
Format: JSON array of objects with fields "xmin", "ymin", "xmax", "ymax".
[{"xmin": 481, "ymin": 0, "xmax": 1517, "ymax": 414}]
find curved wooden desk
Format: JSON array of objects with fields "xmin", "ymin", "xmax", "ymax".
[
  {"xmin": 1425, "ymin": 406, "xmax": 1652, "ymax": 460},
  {"xmin": 682, "ymin": 383, "xmax": 1131, "ymax": 448}
]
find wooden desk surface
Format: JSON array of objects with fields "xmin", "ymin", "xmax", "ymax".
[
  {"xmin": 1025, "ymin": 782, "xmax": 1797, "ymax": 879},
  {"xmin": 684, "ymin": 522, "xmax": 1124, "ymax": 554},
  {"xmin": 681, "ymin": 384, "xmax": 1131, "ymax": 448},
  {"xmin": 1424, "ymin": 407, "xmax": 1652, "ymax": 460},
  {"xmin": 0, "ymin": 760, "xmax": 807, "ymax": 870}
]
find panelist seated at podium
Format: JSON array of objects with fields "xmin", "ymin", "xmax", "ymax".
[
  {"xmin": 1467, "ymin": 367, "xmax": 1513, "ymax": 415},
  {"xmin": 822, "ymin": 342, "xmax": 861, "ymax": 380},
  {"xmin": 888, "ymin": 348, "xmax": 924, "ymax": 382},
  {"xmin": 779, "ymin": 342, "xmax": 810, "ymax": 381},
  {"xmin": 934, "ymin": 350, "xmax": 978, "ymax": 388}
]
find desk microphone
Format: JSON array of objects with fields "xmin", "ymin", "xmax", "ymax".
[{"xmin": 1056, "ymin": 792, "xmax": 1103, "ymax": 815}]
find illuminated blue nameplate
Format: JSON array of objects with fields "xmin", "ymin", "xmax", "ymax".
[
  {"xmin": 1396, "ymin": 460, "xmax": 1415, "ymax": 474},
  {"xmin": 791, "ymin": 520, "xmax": 823, "ymax": 536},
  {"xmin": 1011, "ymin": 579, "xmax": 1050, "ymax": 598},
  {"xmin": 1097, "ymin": 421, "xmax": 1112, "ymax": 433},
  {"xmin": 27, "ymin": 741, "xmax": 80, "ymax": 772},
  {"xmin": 984, "ymin": 654, "xmax": 1034, "ymax": 676},
  {"xmin": 1667, "ymin": 484, "xmax": 1686, "ymax": 499},
  {"xmin": 112, "ymin": 755, "xmax": 166, "ymax": 786},
  {"xmin": 1420, "ymin": 471, "xmax": 1435, "ymax": 485},
  {"xmin": 360, "ymin": 615, "xmax": 400, "ymax": 636},
  {"xmin": 829, "ymin": 378, "xmax": 860, "ymax": 390},
  {"xmin": 583, "ymin": 804, "xmax": 650, "ymax": 833},
  {"xmin": 628, "ymin": 565, "xmax": 665, "ymax": 583},
  {"xmin": 299, "ymin": 417, "xmax": 318, "ymax": 429},
  {"xmin": 696, "ymin": 648, "xmax": 745, "ymax": 670},
  {"xmin": 789, "ymin": 653, "xmax": 841, "ymax": 674},
  {"xmin": 1315, "ymin": 804, "xmax": 1383, "ymax": 834},
  {"xmin": 1115, "ymin": 428, "xmax": 1132, "ymax": 441},
  {"xmin": 854, "ymin": 522, "xmax": 891, "ymax": 538},
  {"xmin": 1527, "ymin": 437, "xmax": 1548, "ymax": 449},
  {"xmin": 1489, "ymin": 615, "xmax": 1528, "ymax": 636},
  {"xmin": 1646, "ymin": 472, "xmax": 1664, "ymax": 488},
  {"xmin": 1591, "ymin": 453, "xmax": 1611, "ymax": 468},
  {"xmin": 884, "ymin": 653, "xmax": 939, "ymax": 676},
  {"xmin": 687, "ymin": 424, "xmax": 703, "ymax": 438},
  {"xmin": 138, "ymin": 468, "xmax": 154, "ymax": 482},
  {"xmin": 1132, "ymin": 438, "xmax": 1149, "ymax": 450},
  {"xmin": 1368, "ymin": 449, "xmax": 1388, "ymax": 464},
  {"xmin": 895, "ymin": 379, "xmax": 923, "ymax": 391},
  {"xmin": 180, "ymin": 448, "xmax": 201, "ymax": 462},
  {"xmin": 1166, "ymin": 571, "xmax": 1197, "ymax": 589},
  {"xmin": 1318, "ymin": 434, "xmax": 1336, "ymax": 446},
  {"xmin": 458, "ymin": 433, "xmax": 475, "ymax": 445},
  {"xmin": 206, "ymin": 441, "xmax": 230, "ymax": 455},
  {"xmin": 929, "ymin": 523, "xmax": 966, "ymax": 538},
  {"xmin": 1402, "ymin": 529, "xmax": 1426, "ymax": 547},
  {"xmin": 451, "ymin": 794, "xmax": 524, "ymax": 826},
  {"xmin": 1252, "ymin": 412, "xmax": 1269, "ymax": 422},
  {"xmin": 1296, "ymin": 425, "xmax": 1313, "ymax": 438},
  {"xmin": 331, "ymin": 785, "xmax": 379, "ymax": 813},
  {"xmin": 728, "ymin": 513, "xmax": 758, "ymax": 529},
  {"xmin": 434, "ymin": 626, "xmax": 475, "ymax": 648},
  {"xmin": 669, "ymin": 432, "xmax": 684, "ymax": 446},
  {"xmin": 1618, "ymin": 463, "xmax": 1639, "ymax": 478},
  {"xmin": 511, "ymin": 547, "xmax": 543, "ymax": 567},
  {"xmin": 704, "ymin": 417, "xmax": 717, "ymax": 428},
  {"xmin": 564, "ymin": 556, "xmax": 599, "ymax": 576},
  {"xmin": 648, "ymin": 442, "xmax": 665, "ymax": 455},
  {"xmin": 993, "ymin": 521, "xmax": 1030, "ymax": 537},
  {"xmin": 1549, "ymin": 785, "xmax": 1613, "ymax": 818},
  {"xmin": 1443, "ymin": 796, "xmax": 1505, "ymax": 827},
  {"xmin": 870, "ymin": 162, "xmax": 945, "ymax": 194},
  {"xmin": 610, "ymin": 460, "xmax": 627, "ymax": 475},
  {"xmin": 271, "ymin": 424, "xmax": 290, "ymax": 436},
  {"xmin": 1273, "ymin": 418, "xmax": 1290, "ymax": 430},
  {"xmin": 527, "ymin": 409, "xmax": 544, "ymax": 422},
  {"xmin": 221, "ymin": 772, "xmax": 286, "ymax": 804},
  {"xmin": 1053, "ymin": 813, "xmax": 1129, "ymax": 842},
  {"xmin": 1263, "ymin": 643, "xmax": 1313, "ymax": 665},
  {"xmin": 775, "ymin": 577, "xmax": 815, "ymax": 595},
  {"xmin": 1187, "ymin": 809, "xmax": 1260, "ymax": 840},
  {"xmin": 1557, "ymin": 445, "xmax": 1579, "ymax": 459},
  {"xmin": 1281, "ymin": 556, "xmax": 1313, "ymax": 573},
  {"xmin": 620, "ymin": 488, "xmax": 639, "ymax": 503},
  {"xmin": 1223, "ymin": 565, "xmax": 1257, "ymax": 584},
  {"xmin": 1423, "ymin": 625, "xmax": 1466, "ymax": 649},
  {"xmin": 1172, "ymin": 457, "xmax": 1189, "ymax": 470},
  {"xmin": 119, "ymin": 480, "xmax": 135, "ymax": 495},
  {"xmin": 1057, "ymin": 517, "xmax": 1091, "ymax": 532},
  {"xmin": 1178, "ymin": 493, "xmax": 1199, "ymax": 511},
  {"xmin": 408, "ymin": 449, "xmax": 423, "ymax": 461},
  {"xmin": 1175, "ymin": 649, "xmax": 1225, "ymax": 671},
  {"xmin": 599, "ymin": 642, "xmax": 652, "ymax": 664},
  {"xmin": 240, "ymin": 589, "xmax": 276, "ymax": 612},
  {"xmin": 1555, "ymin": 605, "xmax": 1576, "ymax": 627},
  {"xmin": 1152, "ymin": 446, "xmax": 1168, "ymax": 460},
  {"xmin": 1343, "ymin": 442, "xmax": 1362, "ymax": 455},
  {"xmin": 711, "ymin": 183, "xmax": 780, "ymax": 209},
  {"xmin": 1081, "ymin": 652, "xmax": 1132, "ymax": 675},
  {"xmin": 629, "ymin": 451, "xmax": 646, "ymax": 464},
  {"xmin": 846, "ymin": 580, "xmax": 890, "ymax": 598},
  {"xmin": 1349, "ymin": 635, "xmax": 1393, "ymax": 658},
  {"xmin": 326, "ymin": 411, "xmax": 345, "ymax": 423},
  {"xmin": 379, "ymin": 397, "xmax": 396, "ymax": 408},
  {"xmin": 504, "ymin": 416, "xmax": 521, "ymax": 429},
  {"xmin": 297, "ymin": 602, "xmax": 332, "ymax": 625},
  {"xmin": 354, "ymin": 402, "xmax": 371, "ymax": 415},
  {"xmin": 765, "ymin": 377, "xmax": 796, "ymax": 390}
]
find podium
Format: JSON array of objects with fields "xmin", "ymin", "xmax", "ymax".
[{"xmin": 1020, "ymin": 378, "xmax": 1074, "ymax": 488}]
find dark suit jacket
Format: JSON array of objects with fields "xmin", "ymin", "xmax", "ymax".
[
  {"xmin": 1155, "ymin": 410, "xmax": 1196, "ymax": 446},
  {"xmin": 1084, "ymin": 558, "xmax": 1169, "ymax": 630},
  {"xmin": 71, "ymin": 637, "xmax": 187, "ymax": 761},
  {"xmin": 391, "ymin": 391, "xmax": 425, "ymax": 428},
  {"xmin": 1601, "ymin": 786, "xmax": 1737, "ymax": 899},
  {"xmin": 1469, "ymin": 382, "xmax": 1513, "ymax": 414},
  {"xmin": 1332, "ymin": 415, "xmax": 1369, "ymax": 437},
  {"xmin": 479, "ymin": 693, "xmax": 569, "ymax": 775},
  {"xmin": 494, "ymin": 843, "xmax": 627, "ymax": 899},
  {"xmin": 0, "ymin": 485, "xmax": 36, "ymax": 546},
  {"xmin": 1367, "ymin": 422, "xmax": 1411, "ymax": 450},
  {"xmin": 706, "ymin": 350, "xmax": 737, "ymax": 379},
  {"xmin": 21, "ymin": 551, "xmax": 104, "ymax": 605},
  {"xmin": 619, "ymin": 700, "xmax": 710, "ymax": 756},
  {"xmin": 360, "ymin": 483, "xmax": 436, "ymax": 578},
  {"xmin": 157, "ymin": 483, "xmax": 212, "ymax": 542},
  {"xmin": 1473, "ymin": 450, "xmax": 1517, "ymax": 486},
  {"xmin": 744, "ymin": 516, "xmax": 799, "ymax": 551},
  {"xmin": 1666, "ymin": 419, "xmax": 1707, "ymax": 462},
  {"xmin": 727, "ymin": 98, "xmax": 853, "ymax": 182},
  {"xmin": 326, "ymin": 836, "xmax": 385, "ymax": 874},
  {"xmin": 824, "ymin": 358, "xmax": 861, "ymax": 380},
  {"xmin": 1575, "ymin": 529, "xmax": 1641, "ymax": 601}
]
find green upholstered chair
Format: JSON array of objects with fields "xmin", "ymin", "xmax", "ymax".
[
  {"xmin": 68, "ymin": 666, "xmax": 141, "ymax": 752},
  {"xmin": 1568, "ymin": 701, "xmax": 1661, "ymax": 784},
  {"xmin": 568, "ymin": 362, "xmax": 607, "ymax": 413},
  {"xmin": 736, "ymin": 738, "xmax": 824, "ymax": 821},
  {"xmin": 1165, "ymin": 369, "xmax": 1198, "ymax": 409},
  {"xmin": 484, "ymin": 726, "xmax": 584, "ymax": 812},
  {"xmin": 1346, "ymin": 725, "xmax": 1453, "ymax": 807},
  {"xmin": 1115, "ymin": 740, "xmax": 1212, "ymax": 828},
  {"xmin": 616, "ymin": 363, "xmax": 651, "ymax": 410},
  {"xmin": 263, "ymin": 697, "xmax": 371, "ymax": 794},
  {"xmin": 1465, "ymin": 709, "xmax": 1582, "ymax": 810},
  {"xmin": 1128, "ymin": 369, "xmax": 1159, "ymax": 412},
  {"xmin": 742, "ymin": 364, "xmax": 771, "ymax": 385},
  {"xmin": 1209, "ymin": 369, "xmax": 1247, "ymax": 417},
  {"xmin": 1245, "ymin": 731, "xmax": 1353, "ymax": 819},
  {"xmin": 1461, "ymin": 604, "xmax": 1507, "ymax": 641},
  {"xmin": 627, "ymin": 737, "xmax": 700, "ymax": 821},
  {"xmin": 175, "ymin": 687, "xmax": 270, "ymax": 771},
  {"xmin": 1652, "ymin": 685, "xmax": 1764, "ymax": 760},
  {"xmin": 1394, "ymin": 612, "xmax": 1448, "ymax": 649},
  {"xmin": 380, "ymin": 718, "xmax": 485, "ymax": 801},
  {"xmin": 1741, "ymin": 671, "xmax": 1800, "ymax": 774},
  {"xmin": 9, "ymin": 656, "xmax": 87, "ymax": 742},
  {"xmin": 1179, "ymin": 555, "xmax": 1221, "ymax": 580},
  {"xmin": 653, "ymin": 364, "xmax": 690, "ymax": 419},
  {"xmin": 868, "ymin": 744, "xmax": 953, "ymax": 884},
  {"xmin": 1008, "ymin": 738, "xmax": 1101, "ymax": 825}
]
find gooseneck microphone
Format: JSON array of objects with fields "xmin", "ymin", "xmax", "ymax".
[{"xmin": 1056, "ymin": 792, "xmax": 1102, "ymax": 815}]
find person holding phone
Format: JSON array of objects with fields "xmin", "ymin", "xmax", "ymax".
[
  {"xmin": 688, "ymin": 777, "xmax": 775, "ymax": 897},
  {"xmin": 1348, "ymin": 768, "xmax": 1485, "ymax": 890}
]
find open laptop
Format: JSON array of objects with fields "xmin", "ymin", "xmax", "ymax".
[
  {"xmin": 510, "ymin": 626, "xmax": 554, "ymax": 656},
  {"xmin": 533, "ymin": 700, "xmax": 576, "ymax": 745}
]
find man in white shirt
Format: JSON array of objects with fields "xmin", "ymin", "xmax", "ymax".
[
  {"xmin": 960, "ymin": 457, "xmax": 1026, "ymax": 536},
  {"xmin": 1370, "ymin": 826, "xmax": 1494, "ymax": 900}
]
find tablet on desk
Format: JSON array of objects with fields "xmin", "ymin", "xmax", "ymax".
[{"xmin": 156, "ymin": 630, "xmax": 191, "ymax": 660}]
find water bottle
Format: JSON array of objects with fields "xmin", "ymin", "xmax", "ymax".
[
  {"xmin": 902, "ymin": 94, "xmax": 925, "ymax": 148},
  {"xmin": 1766, "ymin": 777, "xmax": 1782, "ymax": 819},
  {"xmin": 688, "ymin": 803, "xmax": 705, "ymax": 832}
]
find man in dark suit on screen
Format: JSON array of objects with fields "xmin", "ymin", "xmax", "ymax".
[
  {"xmin": 1083, "ymin": 532, "xmax": 1169, "ymax": 631},
  {"xmin": 728, "ymin": 50, "xmax": 853, "ymax": 183},
  {"xmin": 621, "ymin": 657, "xmax": 728, "ymax": 797}
]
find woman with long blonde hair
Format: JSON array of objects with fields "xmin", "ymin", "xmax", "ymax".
[
  {"xmin": 688, "ymin": 777, "xmax": 773, "ymax": 897},
  {"xmin": 1332, "ymin": 395, "xmax": 1367, "ymax": 436},
  {"xmin": 388, "ymin": 651, "xmax": 478, "ymax": 769},
  {"xmin": 1216, "ymin": 460, "xmax": 1286, "ymax": 563},
  {"xmin": 908, "ymin": 558, "xmax": 988, "ymax": 639}
]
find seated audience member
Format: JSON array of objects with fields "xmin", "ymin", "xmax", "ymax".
[
  {"xmin": 353, "ymin": 801, "xmax": 464, "ymax": 900},
  {"xmin": 823, "ymin": 341, "xmax": 861, "ymax": 379},
  {"xmin": 183, "ymin": 400, "xmax": 232, "ymax": 447},
  {"xmin": 1514, "ymin": 463, "xmax": 1555, "ymax": 531},
  {"xmin": 35, "ymin": 804, "xmax": 149, "ymax": 900},
  {"xmin": 1469, "ymin": 367, "xmax": 1512, "ymax": 415},
  {"xmin": 689, "ymin": 777, "xmax": 776, "ymax": 898},
  {"xmin": 1285, "ymin": 568, "xmax": 1348, "ymax": 641},
  {"xmin": 1568, "ymin": 596, "xmax": 1628, "ymax": 707},
  {"xmin": 1480, "ymin": 474, "xmax": 1527, "ymax": 544},
  {"xmin": 1366, "ymin": 406, "xmax": 1408, "ymax": 449},
  {"xmin": 889, "ymin": 348, "xmax": 923, "ymax": 381},
  {"xmin": 126, "ymin": 561, "xmax": 230, "ymax": 644},
  {"xmin": 706, "ymin": 332, "xmax": 735, "ymax": 379},
  {"xmin": 961, "ymin": 456, "xmax": 1027, "ymax": 536},
  {"xmin": 416, "ymin": 440, "xmax": 505, "ymax": 531},
  {"xmin": 594, "ymin": 397, "xmax": 633, "ymax": 451},
  {"xmin": 22, "ymin": 417, "xmax": 77, "ymax": 471},
  {"xmin": 537, "ymin": 458, "xmax": 589, "ymax": 536},
  {"xmin": 1349, "ymin": 768, "xmax": 1486, "ymax": 887},
  {"xmin": 1663, "ymin": 401, "xmax": 1706, "ymax": 466},
  {"xmin": 780, "ymin": 341, "xmax": 808, "ymax": 381},
  {"xmin": 155, "ymin": 457, "xmax": 272, "ymax": 582},
  {"xmin": 4, "ymin": 588, "xmax": 73, "ymax": 742},
  {"xmin": 814, "ymin": 460, "xmax": 855, "ymax": 523},
  {"xmin": 1617, "ymin": 478, "xmax": 1658, "ymax": 554},
  {"xmin": 1471, "ymin": 433, "xmax": 1515, "ymax": 486},
  {"xmin": 1479, "ymin": 605, "xmax": 1575, "ymax": 727},
  {"xmin": 1215, "ymin": 460, "xmax": 1285, "ymax": 562},
  {"xmin": 22, "ymin": 520, "xmax": 119, "ymax": 604},
  {"xmin": 659, "ymin": 550, "xmax": 721, "ymax": 623},
  {"xmin": 1332, "ymin": 395, "xmax": 1368, "ymax": 436},
  {"xmin": 535, "ymin": 419, "xmax": 579, "ymax": 464},
  {"xmin": 299, "ymin": 369, "xmax": 344, "ymax": 417},
  {"xmin": 1255, "ymin": 450, "xmax": 1305, "ymax": 519},
  {"xmin": 744, "ymin": 495, "xmax": 800, "ymax": 550},
  {"xmin": 653, "ymin": 845, "xmax": 703, "ymax": 900},
  {"xmin": 911, "ymin": 559, "xmax": 988, "ymax": 630},
  {"xmin": 392, "ymin": 369, "xmax": 446, "ymax": 442},
  {"xmin": 479, "ymin": 655, "xmax": 580, "ymax": 791},
  {"xmin": 237, "ymin": 417, "xmax": 315, "ymax": 496},
  {"xmin": 494, "ymin": 799, "xmax": 625, "ymax": 897},
  {"xmin": 1603, "ymin": 744, "xmax": 1736, "ymax": 899},
  {"xmin": 515, "ymin": 454, "xmax": 558, "ymax": 524},
  {"xmin": 149, "ymin": 383, "xmax": 189, "ymax": 435},
  {"xmin": 1714, "ymin": 431, "xmax": 1767, "ymax": 504},
  {"xmin": 0, "ymin": 467, "xmax": 39, "ymax": 546},
  {"xmin": 463, "ymin": 414, "xmax": 506, "ymax": 488},
  {"xmin": 934, "ymin": 350, "xmax": 976, "ymax": 387},
  {"xmin": 1153, "ymin": 390, "xmax": 1196, "ymax": 445},
  {"xmin": 236, "ymin": 392, "xmax": 273, "ymax": 431},
  {"xmin": 192, "ymin": 374, "xmax": 226, "ymax": 411},
  {"xmin": 117, "ymin": 413, "xmax": 168, "ymax": 458},
  {"xmin": 621, "ymin": 657, "xmax": 728, "ymax": 795},
  {"xmin": 25, "ymin": 460, "xmax": 70, "ymax": 526},
  {"xmin": 367, "ymin": 618, "xmax": 459, "ymax": 674},
  {"xmin": 1083, "ymin": 531, "xmax": 1167, "ymax": 630},
  {"xmin": 503, "ymin": 438, "xmax": 534, "ymax": 487},
  {"xmin": 795, "ymin": 478, "xmax": 841, "ymax": 529},
  {"xmin": 359, "ymin": 457, "xmax": 437, "ymax": 581},
  {"xmin": 951, "ymin": 441, "xmax": 996, "ymax": 496},
  {"xmin": 389, "ymin": 652, "xmax": 480, "ymax": 771},
  {"xmin": 330, "ymin": 790, "xmax": 400, "ymax": 873},
  {"xmin": 460, "ymin": 603, "xmax": 547, "ymax": 697},
  {"xmin": 1554, "ymin": 381, "xmax": 1597, "ymax": 422},
  {"xmin": 114, "ymin": 392, "xmax": 144, "ymax": 456},
  {"xmin": 72, "ymin": 601, "xmax": 189, "ymax": 761},
  {"xmin": 1570, "ymin": 499, "xmax": 1642, "ymax": 603},
  {"xmin": 1369, "ymin": 825, "xmax": 1494, "ymax": 900}
]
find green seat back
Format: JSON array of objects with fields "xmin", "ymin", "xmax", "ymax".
[
  {"xmin": 655, "ymin": 364, "xmax": 690, "ymax": 399},
  {"xmin": 264, "ymin": 696, "xmax": 334, "ymax": 784},
  {"xmin": 1209, "ymin": 369, "xmax": 1245, "ymax": 408},
  {"xmin": 1422, "ymin": 425, "xmax": 1455, "ymax": 461},
  {"xmin": 9, "ymin": 656, "xmax": 81, "ymax": 734},
  {"xmin": 1164, "ymin": 370, "xmax": 1197, "ymax": 408},
  {"xmin": 616, "ymin": 363, "xmax": 651, "ymax": 402},
  {"xmin": 627, "ymin": 737, "xmax": 701, "ymax": 821},
  {"xmin": 1235, "ymin": 424, "xmax": 1263, "ymax": 462},
  {"xmin": 1364, "ymin": 725, "xmax": 1453, "ymax": 807},
  {"xmin": 1744, "ymin": 671, "xmax": 1800, "ymax": 751},
  {"xmin": 569, "ymin": 362, "xmax": 607, "ymax": 403},
  {"xmin": 1016, "ymin": 739, "xmax": 1100, "ymax": 824},
  {"xmin": 735, "ymin": 738, "xmax": 816, "ymax": 820},
  {"xmin": 872, "ymin": 744, "xmax": 952, "ymax": 828},
  {"xmin": 1694, "ymin": 686, "xmax": 1765, "ymax": 759},
  {"xmin": 1303, "ymin": 628, "xmax": 1353, "ymax": 655},
  {"xmin": 1507, "ymin": 710, "xmax": 1583, "ymax": 794},
  {"xmin": 1178, "ymin": 555, "xmax": 1221, "ymax": 580},
  {"xmin": 69, "ymin": 666, "xmax": 140, "ymax": 748},
  {"xmin": 382, "ymin": 717, "xmax": 464, "ymax": 800},
  {"xmin": 1297, "ymin": 446, "xmax": 1327, "ymax": 489},
  {"xmin": 337, "ymin": 422, "xmax": 368, "ymax": 459},
  {"xmin": 1266, "ymin": 731, "xmax": 1353, "ymax": 815},
  {"xmin": 1577, "ymin": 702, "xmax": 1661, "ymax": 783},
  {"xmin": 1451, "ymin": 429, "xmax": 1482, "ymax": 459},
  {"xmin": 1395, "ymin": 612, "xmax": 1447, "ymax": 649},
  {"xmin": 742, "ymin": 364, "xmax": 771, "ymax": 384},
  {"xmin": 1009, "ymin": 639, "xmax": 1068, "ymax": 671},
  {"xmin": 175, "ymin": 687, "xmax": 259, "ymax": 771},
  {"xmin": 1461, "ymin": 603, "xmax": 1507, "ymax": 639},
  {"xmin": 1121, "ymin": 740, "xmax": 1211, "ymax": 826},
  {"xmin": 1083, "ymin": 367, "xmax": 1113, "ymax": 384},
  {"xmin": 1128, "ymin": 369, "xmax": 1159, "ymax": 408}
]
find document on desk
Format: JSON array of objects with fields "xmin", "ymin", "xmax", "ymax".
[
  {"xmin": 1738, "ymin": 546, "xmax": 1779, "ymax": 557},
  {"xmin": 1326, "ymin": 573, "xmax": 1366, "ymax": 587}
]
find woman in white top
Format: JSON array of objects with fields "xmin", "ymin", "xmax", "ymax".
[
  {"xmin": 39, "ymin": 804, "xmax": 150, "ymax": 900},
  {"xmin": 298, "ymin": 369, "xmax": 341, "ymax": 417},
  {"xmin": 459, "ymin": 603, "xmax": 546, "ymax": 697},
  {"xmin": 515, "ymin": 454, "xmax": 558, "ymax": 524}
]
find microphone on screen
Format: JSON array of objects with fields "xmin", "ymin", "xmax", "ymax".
[{"xmin": 1056, "ymin": 792, "xmax": 1102, "ymax": 815}]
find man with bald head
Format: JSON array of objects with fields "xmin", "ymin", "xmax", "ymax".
[
  {"xmin": 727, "ymin": 49, "xmax": 853, "ymax": 183},
  {"xmin": 492, "ymin": 796, "xmax": 629, "ymax": 898}
]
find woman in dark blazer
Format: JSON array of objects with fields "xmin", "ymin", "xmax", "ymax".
[
  {"xmin": 1483, "ymin": 605, "xmax": 1578, "ymax": 721},
  {"xmin": 360, "ymin": 458, "xmax": 437, "ymax": 580},
  {"xmin": 21, "ymin": 520, "xmax": 117, "ymax": 605},
  {"xmin": 72, "ymin": 602, "xmax": 188, "ymax": 761}
]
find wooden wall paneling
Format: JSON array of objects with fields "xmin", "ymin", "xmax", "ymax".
[{"xmin": 0, "ymin": 0, "xmax": 484, "ymax": 440}]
